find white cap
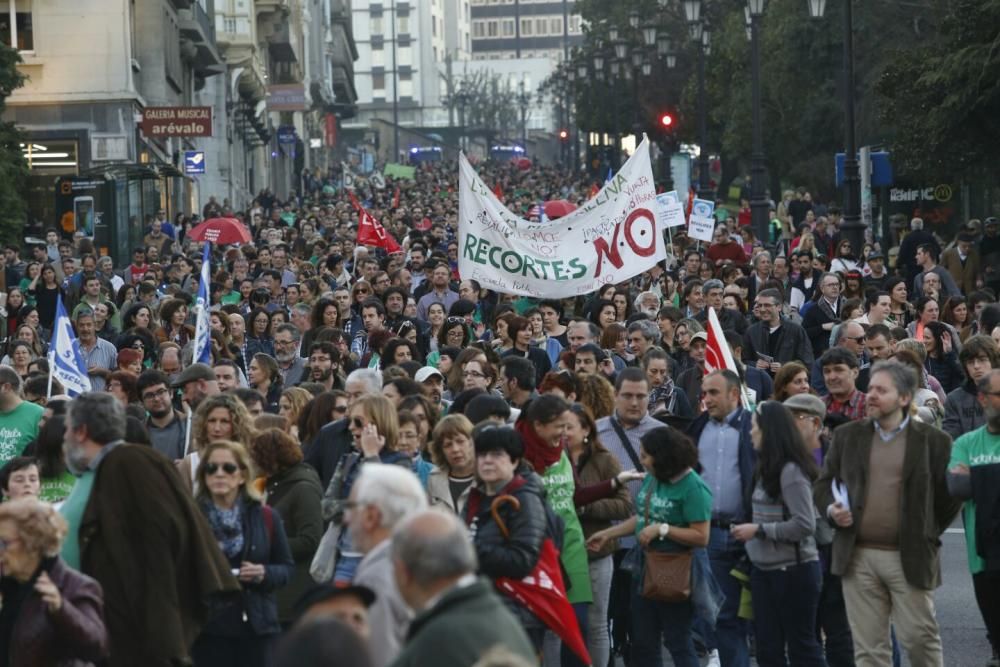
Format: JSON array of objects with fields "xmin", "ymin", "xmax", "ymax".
[{"xmin": 415, "ymin": 366, "xmax": 444, "ymax": 383}]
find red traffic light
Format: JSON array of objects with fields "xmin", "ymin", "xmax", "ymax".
[
  {"xmin": 558, "ymin": 129, "xmax": 569, "ymax": 140},
  {"xmin": 659, "ymin": 113, "xmax": 674, "ymax": 128}
]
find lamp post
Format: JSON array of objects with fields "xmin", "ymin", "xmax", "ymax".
[
  {"xmin": 517, "ymin": 79, "xmax": 530, "ymax": 153},
  {"xmin": 748, "ymin": 0, "xmax": 770, "ymax": 246},
  {"xmin": 808, "ymin": 0, "xmax": 862, "ymax": 255},
  {"xmin": 696, "ymin": 29, "xmax": 713, "ymax": 200}
]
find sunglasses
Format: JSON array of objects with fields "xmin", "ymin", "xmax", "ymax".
[
  {"xmin": 205, "ymin": 462, "xmax": 239, "ymax": 476},
  {"xmin": 351, "ymin": 417, "xmax": 367, "ymax": 428}
]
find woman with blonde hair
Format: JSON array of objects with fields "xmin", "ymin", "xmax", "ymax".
[
  {"xmin": 179, "ymin": 393, "xmax": 257, "ymax": 491},
  {"xmin": 0, "ymin": 498, "xmax": 109, "ymax": 665},
  {"xmin": 320, "ymin": 394, "xmax": 410, "ymax": 583},
  {"xmin": 192, "ymin": 441, "xmax": 294, "ymax": 664},
  {"xmin": 425, "ymin": 413, "xmax": 476, "ymax": 513},
  {"xmin": 278, "ymin": 387, "xmax": 312, "ymax": 440}
]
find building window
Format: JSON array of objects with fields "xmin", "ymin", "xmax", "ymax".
[
  {"xmin": 399, "ymin": 71, "xmax": 411, "ymax": 81},
  {"xmin": 397, "ymin": 15, "xmax": 409, "ymax": 34},
  {"xmin": 370, "ymin": 15, "xmax": 383, "ymax": 35},
  {"xmin": 0, "ymin": 0, "xmax": 33, "ymax": 51},
  {"xmin": 550, "ymin": 17, "xmax": 562, "ymax": 35},
  {"xmin": 535, "ymin": 18, "xmax": 546, "ymax": 35},
  {"xmin": 569, "ymin": 15, "xmax": 582, "ymax": 34},
  {"xmin": 520, "ymin": 19, "xmax": 531, "ymax": 36},
  {"xmin": 372, "ymin": 72, "xmax": 385, "ymax": 89},
  {"xmin": 501, "ymin": 19, "xmax": 514, "ymax": 37},
  {"xmin": 472, "ymin": 21, "xmax": 484, "ymax": 38},
  {"xmin": 486, "ymin": 20, "xmax": 498, "ymax": 37}
]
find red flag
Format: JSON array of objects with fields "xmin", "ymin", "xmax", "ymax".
[
  {"xmin": 496, "ymin": 539, "xmax": 591, "ymax": 665},
  {"xmin": 589, "ymin": 183, "xmax": 599, "ymax": 198},
  {"xmin": 492, "ymin": 182, "xmax": 504, "ymax": 201},
  {"xmin": 488, "ymin": 496, "xmax": 590, "ymax": 665},
  {"xmin": 391, "ymin": 186, "xmax": 401, "ymax": 209},
  {"xmin": 349, "ymin": 192, "xmax": 402, "ymax": 253},
  {"xmin": 704, "ymin": 307, "xmax": 750, "ymax": 407}
]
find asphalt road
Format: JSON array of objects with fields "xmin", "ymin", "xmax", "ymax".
[{"xmin": 935, "ymin": 526, "xmax": 992, "ymax": 667}]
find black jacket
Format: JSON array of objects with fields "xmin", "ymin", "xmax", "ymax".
[
  {"xmin": 742, "ymin": 319, "xmax": 815, "ymax": 371},
  {"xmin": 464, "ymin": 471, "xmax": 561, "ymax": 632},
  {"xmin": 695, "ymin": 307, "xmax": 748, "ymax": 335},
  {"xmin": 801, "ymin": 298, "xmax": 843, "ymax": 358},
  {"xmin": 199, "ymin": 499, "xmax": 294, "ymax": 638},
  {"xmin": 502, "ymin": 347, "xmax": 552, "ymax": 388},
  {"xmin": 304, "ymin": 418, "xmax": 353, "ymax": 489}
]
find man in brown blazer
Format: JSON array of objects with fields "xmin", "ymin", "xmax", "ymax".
[
  {"xmin": 814, "ymin": 359, "xmax": 962, "ymax": 667},
  {"xmin": 941, "ymin": 232, "xmax": 981, "ymax": 296}
]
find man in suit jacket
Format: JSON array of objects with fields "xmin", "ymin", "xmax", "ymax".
[
  {"xmin": 940, "ymin": 232, "xmax": 981, "ymax": 296},
  {"xmin": 743, "ymin": 288, "xmax": 814, "ymax": 376},
  {"xmin": 814, "ymin": 360, "xmax": 961, "ymax": 667}
]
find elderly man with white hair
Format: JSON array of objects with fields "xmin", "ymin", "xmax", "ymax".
[
  {"xmin": 348, "ymin": 464, "xmax": 428, "ymax": 667},
  {"xmin": 633, "ymin": 291, "xmax": 661, "ymax": 319}
]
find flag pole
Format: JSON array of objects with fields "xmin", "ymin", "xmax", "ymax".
[
  {"xmin": 46, "ymin": 351, "xmax": 54, "ymax": 400},
  {"xmin": 183, "ymin": 405, "xmax": 193, "ymax": 457}
]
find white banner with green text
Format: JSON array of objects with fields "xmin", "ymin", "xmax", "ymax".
[{"xmin": 458, "ymin": 137, "xmax": 666, "ymax": 298}]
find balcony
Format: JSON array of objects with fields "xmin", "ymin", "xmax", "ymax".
[
  {"xmin": 178, "ymin": 2, "xmax": 224, "ymax": 77},
  {"xmin": 235, "ymin": 53, "xmax": 269, "ymax": 104},
  {"xmin": 267, "ymin": 21, "xmax": 299, "ymax": 64},
  {"xmin": 215, "ymin": 13, "xmax": 255, "ymax": 53}
]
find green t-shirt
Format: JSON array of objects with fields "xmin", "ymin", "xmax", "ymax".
[
  {"xmin": 540, "ymin": 452, "xmax": 593, "ymax": 604},
  {"xmin": 60, "ymin": 469, "xmax": 96, "ymax": 570},
  {"xmin": 635, "ymin": 470, "xmax": 713, "ymax": 549},
  {"xmin": 0, "ymin": 400, "xmax": 43, "ymax": 465},
  {"xmin": 949, "ymin": 426, "xmax": 1000, "ymax": 574},
  {"xmin": 40, "ymin": 471, "xmax": 79, "ymax": 505}
]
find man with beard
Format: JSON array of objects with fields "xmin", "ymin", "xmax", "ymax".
[
  {"xmin": 274, "ymin": 323, "xmax": 307, "ymax": 386},
  {"xmin": 59, "ymin": 392, "xmax": 238, "ymax": 667},
  {"xmin": 138, "ymin": 370, "xmax": 189, "ymax": 461},
  {"xmin": 948, "ymin": 368, "xmax": 1000, "ymax": 662},
  {"xmin": 415, "ymin": 366, "xmax": 448, "ymax": 412},
  {"xmin": 416, "ymin": 262, "xmax": 459, "ymax": 321},
  {"xmin": 308, "ymin": 342, "xmax": 341, "ymax": 392},
  {"xmin": 172, "ymin": 363, "xmax": 221, "ymax": 414},
  {"xmin": 382, "ymin": 286, "xmax": 408, "ymax": 330}
]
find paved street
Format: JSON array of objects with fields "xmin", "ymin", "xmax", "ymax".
[{"xmin": 937, "ymin": 526, "xmax": 992, "ymax": 667}]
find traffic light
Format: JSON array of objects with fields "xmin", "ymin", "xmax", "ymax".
[
  {"xmin": 558, "ymin": 129, "xmax": 569, "ymax": 141},
  {"xmin": 658, "ymin": 112, "xmax": 674, "ymax": 129}
]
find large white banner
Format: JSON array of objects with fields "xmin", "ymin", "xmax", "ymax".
[{"xmin": 458, "ymin": 137, "xmax": 666, "ymax": 298}]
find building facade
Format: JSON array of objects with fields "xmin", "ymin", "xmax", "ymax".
[
  {"xmin": 469, "ymin": 0, "xmax": 583, "ymax": 61},
  {"xmin": 4, "ymin": 0, "xmax": 356, "ymax": 261}
]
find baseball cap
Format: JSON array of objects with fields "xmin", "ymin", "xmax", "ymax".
[
  {"xmin": 690, "ymin": 331, "xmax": 708, "ymax": 343},
  {"xmin": 415, "ymin": 366, "xmax": 444, "ymax": 383},
  {"xmin": 783, "ymin": 394, "xmax": 826, "ymax": 420},
  {"xmin": 293, "ymin": 583, "xmax": 377, "ymax": 620},
  {"xmin": 866, "ymin": 251, "xmax": 884, "ymax": 261},
  {"xmin": 171, "ymin": 363, "xmax": 216, "ymax": 388}
]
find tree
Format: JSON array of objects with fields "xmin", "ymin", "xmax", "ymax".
[
  {"xmin": 455, "ymin": 70, "xmax": 520, "ymax": 147},
  {"xmin": 876, "ymin": 0, "xmax": 1000, "ymax": 183},
  {"xmin": 0, "ymin": 43, "xmax": 26, "ymax": 245}
]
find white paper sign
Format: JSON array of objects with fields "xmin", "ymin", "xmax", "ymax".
[
  {"xmin": 688, "ymin": 197, "xmax": 716, "ymax": 242},
  {"xmin": 458, "ymin": 137, "xmax": 666, "ymax": 298},
  {"xmin": 656, "ymin": 191, "xmax": 686, "ymax": 228}
]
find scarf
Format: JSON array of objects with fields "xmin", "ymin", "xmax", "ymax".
[
  {"xmin": 202, "ymin": 498, "xmax": 244, "ymax": 560},
  {"xmin": 515, "ymin": 415, "xmax": 563, "ymax": 474}
]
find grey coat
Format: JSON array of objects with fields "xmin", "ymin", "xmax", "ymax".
[
  {"xmin": 943, "ymin": 382, "xmax": 984, "ymax": 441},
  {"xmin": 355, "ymin": 540, "xmax": 411, "ymax": 667}
]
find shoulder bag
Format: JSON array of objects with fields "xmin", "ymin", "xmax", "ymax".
[{"xmin": 641, "ymin": 483, "xmax": 693, "ymax": 602}]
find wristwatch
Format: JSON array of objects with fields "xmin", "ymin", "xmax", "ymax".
[{"xmin": 658, "ymin": 523, "xmax": 670, "ymax": 539}]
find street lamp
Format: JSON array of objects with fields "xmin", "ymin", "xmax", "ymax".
[
  {"xmin": 628, "ymin": 9, "xmax": 640, "ymax": 30},
  {"xmin": 807, "ymin": 0, "xmax": 862, "ymax": 254},
  {"xmin": 614, "ymin": 41, "xmax": 628, "ymax": 61},
  {"xmin": 657, "ymin": 33, "xmax": 671, "ymax": 56},
  {"xmin": 642, "ymin": 24, "xmax": 658, "ymax": 48},
  {"xmin": 683, "ymin": 0, "xmax": 702, "ymax": 23},
  {"xmin": 748, "ymin": 0, "xmax": 770, "ymax": 245},
  {"xmin": 609, "ymin": 26, "xmax": 619, "ymax": 43}
]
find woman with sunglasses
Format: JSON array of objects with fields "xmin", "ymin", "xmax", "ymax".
[
  {"xmin": 249, "ymin": 428, "xmax": 323, "ymax": 626},
  {"xmin": 320, "ymin": 394, "xmax": 411, "ymax": 583},
  {"xmin": 731, "ymin": 401, "xmax": 825, "ymax": 667},
  {"xmin": 191, "ymin": 440, "xmax": 294, "ymax": 665}
]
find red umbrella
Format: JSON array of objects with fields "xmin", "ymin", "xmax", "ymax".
[
  {"xmin": 512, "ymin": 157, "xmax": 533, "ymax": 171},
  {"xmin": 543, "ymin": 199, "xmax": 577, "ymax": 220},
  {"xmin": 188, "ymin": 217, "xmax": 252, "ymax": 245}
]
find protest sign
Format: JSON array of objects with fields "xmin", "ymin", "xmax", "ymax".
[
  {"xmin": 458, "ymin": 137, "xmax": 666, "ymax": 298},
  {"xmin": 688, "ymin": 198, "xmax": 716, "ymax": 242},
  {"xmin": 656, "ymin": 191, "xmax": 686, "ymax": 228}
]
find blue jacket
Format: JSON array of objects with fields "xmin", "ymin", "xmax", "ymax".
[
  {"xmin": 200, "ymin": 498, "xmax": 295, "ymax": 638},
  {"xmin": 686, "ymin": 408, "xmax": 756, "ymax": 523}
]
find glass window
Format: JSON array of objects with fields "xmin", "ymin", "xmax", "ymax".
[
  {"xmin": 372, "ymin": 72, "xmax": 385, "ymax": 90},
  {"xmin": 370, "ymin": 15, "xmax": 382, "ymax": 35},
  {"xmin": 487, "ymin": 20, "xmax": 498, "ymax": 37},
  {"xmin": 502, "ymin": 19, "xmax": 514, "ymax": 36},
  {"xmin": 550, "ymin": 17, "xmax": 562, "ymax": 34},
  {"xmin": 520, "ymin": 19, "xmax": 531, "ymax": 36},
  {"xmin": 397, "ymin": 15, "xmax": 409, "ymax": 34},
  {"xmin": 0, "ymin": 0, "xmax": 33, "ymax": 51},
  {"xmin": 22, "ymin": 140, "xmax": 78, "ymax": 173}
]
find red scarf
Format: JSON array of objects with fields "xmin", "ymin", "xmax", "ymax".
[{"xmin": 515, "ymin": 417, "xmax": 562, "ymax": 474}]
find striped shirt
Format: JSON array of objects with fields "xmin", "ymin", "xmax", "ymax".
[{"xmin": 78, "ymin": 337, "xmax": 117, "ymax": 391}]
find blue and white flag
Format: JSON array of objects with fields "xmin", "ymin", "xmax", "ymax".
[
  {"xmin": 49, "ymin": 294, "xmax": 91, "ymax": 396},
  {"xmin": 192, "ymin": 242, "xmax": 212, "ymax": 364}
]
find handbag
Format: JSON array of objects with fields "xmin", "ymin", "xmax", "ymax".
[
  {"xmin": 308, "ymin": 521, "xmax": 342, "ymax": 583},
  {"xmin": 640, "ymin": 485, "xmax": 692, "ymax": 602}
]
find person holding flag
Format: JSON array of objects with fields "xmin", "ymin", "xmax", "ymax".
[
  {"xmin": 349, "ymin": 191, "xmax": 402, "ymax": 254},
  {"xmin": 48, "ymin": 293, "xmax": 94, "ymax": 398},
  {"xmin": 191, "ymin": 242, "xmax": 212, "ymax": 366}
]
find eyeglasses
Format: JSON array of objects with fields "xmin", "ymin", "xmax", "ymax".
[
  {"xmin": 0, "ymin": 536, "xmax": 22, "ymax": 552},
  {"xmin": 847, "ymin": 336, "xmax": 866, "ymax": 344},
  {"xmin": 205, "ymin": 462, "xmax": 239, "ymax": 476},
  {"xmin": 463, "ymin": 370, "xmax": 486, "ymax": 379},
  {"xmin": 446, "ymin": 316, "xmax": 466, "ymax": 324},
  {"xmin": 141, "ymin": 387, "xmax": 170, "ymax": 401},
  {"xmin": 332, "ymin": 405, "xmax": 348, "ymax": 414}
]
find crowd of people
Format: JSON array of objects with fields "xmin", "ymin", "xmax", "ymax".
[{"xmin": 1, "ymin": 157, "xmax": 999, "ymax": 667}]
